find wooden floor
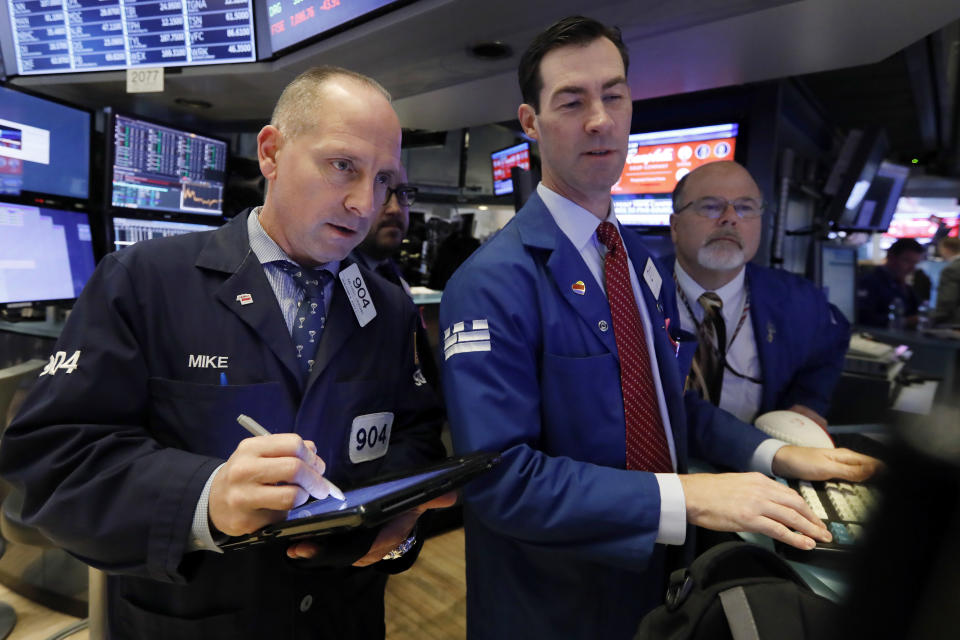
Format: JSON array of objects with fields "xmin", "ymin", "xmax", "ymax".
[{"xmin": 0, "ymin": 529, "xmax": 467, "ymax": 640}]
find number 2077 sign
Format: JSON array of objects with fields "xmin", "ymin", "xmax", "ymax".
[{"xmin": 127, "ymin": 68, "xmax": 164, "ymax": 93}]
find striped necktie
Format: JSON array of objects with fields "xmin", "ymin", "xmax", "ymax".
[{"xmin": 689, "ymin": 291, "xmax": 726, "ymax": 405}]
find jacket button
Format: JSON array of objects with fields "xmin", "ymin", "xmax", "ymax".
[
  {"xmin": 598, "ymin": 320, "xmax": 609, "ymax": 332},
  {"xmin": 299, "ymin": 594, "xmax": 313, "ymax": 613}
]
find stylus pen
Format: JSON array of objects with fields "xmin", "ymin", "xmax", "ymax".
[{"xmin": 236, "ymin": 414, "xmax": 346, "ymax": 501}]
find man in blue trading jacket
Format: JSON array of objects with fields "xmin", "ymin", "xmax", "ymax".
[
  {"xmin": 440, "ymin": 16, "xmax": 879, "ymax": 640},
  {"xmin": 0, "ymin": 67, "xmax": 451, "ymax": 640},
  {"xmin": 667, "ymin": 160, "xmax": 850, "ymax": 428},
  {"xmin": 856, "ymin": 237, "xmax": 927, "ymax": 328}
]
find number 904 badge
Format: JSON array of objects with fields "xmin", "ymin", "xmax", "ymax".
[{"xmin": 348, "ymin": 412, "xmax": 394, "ymax": 463}]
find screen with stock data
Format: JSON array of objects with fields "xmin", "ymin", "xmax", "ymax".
[
  {"xmin": 110, "ymin": 113, "xmax": 226, "ymax": 217},
  {"xmin": 0, "ymin": 0, "xmax": 256, "ymax": 76},
  {"xmin": 265, "ymin": 0, "xmax": 403, "ymax": 54},
  {"xmin": 111, "ymin": 216, "xmax": 218, "ymax": 251}
]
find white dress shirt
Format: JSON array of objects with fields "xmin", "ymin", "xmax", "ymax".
[
  {"xmin": 673, "ymin": 261, "xmax": 761, "ymax": 423},
  {"xmin": 673, "ymin": 260, "xmax": 785, "ymax": 473}
]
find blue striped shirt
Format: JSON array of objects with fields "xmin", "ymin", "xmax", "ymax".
[{"xmin": 246, "ymin": 208, "xmax": 338, "ymax": 334}]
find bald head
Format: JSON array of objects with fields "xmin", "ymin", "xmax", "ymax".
[
  {"xmin": 270, "ymin": 66, "xmax": 392, "ymax": 141},
  {"xmin": 669, "ymin": 161, "xmax": 764, "ymax": 290},
  {"xmin": 673, "ymin": 161, "xmax": 761, "ymax": 212}
]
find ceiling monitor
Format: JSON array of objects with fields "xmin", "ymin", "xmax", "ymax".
[
  {"xmin": 611, "ymin": 123, "xmax": 739, "ymax": 229},
  {"xmin": 857, "ymin": 161, "xmax": 910, "ymax": 233},
  {"xmin": 259, "ymin": 0, "xmax": 411, "ymax": 58},
  {"xmin": 0, "ymin": 200, "xmax": 96, "ymax": 314},
  {"xmin": 0, "ymin": 1, "xmax": 256, "ymax": 76},
  {"xmin": 0, "ymin": 84, "xmax": 90, "ymax": 200},
  {"xmin": 108, "ymin": 111, "xmax": 228, "ymax": 218},
  {"xmin": 490, "ymin": 141, "xmax": 530, "ymax": 196},
  {"xmin": 823, "ymin": 127, "xmax": 889, "ymax": 230},
  {"xmin": 110, "ymin": 215, "xmax": 219, "ymax": 252}
]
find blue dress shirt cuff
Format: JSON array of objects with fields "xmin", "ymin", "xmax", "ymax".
[
  {"xmin": 749, "ymin": 438, "xmax": 789, "ymax": 475},
  {"xmin": 654, "ymin": 473, "xmax": 687, "ymax": 545},
  {"xmin": 188, "ymin": 463, "xmax": 226, "ymax": 554}
]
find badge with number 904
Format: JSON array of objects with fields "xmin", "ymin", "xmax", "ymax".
[{"xmin": 349, "ymin": 412, "xmax": 394, "ymax": 463}]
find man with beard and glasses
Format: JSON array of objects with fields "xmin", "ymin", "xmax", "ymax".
[
  {"xmin": 350, "ymin": 168, "xmax": 439, "ymax": 391},
  {"xmin": 666, "ymin": 161, "xmax": 850, "ymax": 429}
]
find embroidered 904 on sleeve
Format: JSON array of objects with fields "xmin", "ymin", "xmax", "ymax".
[{"xmin": 443, "ymin": 319, "xmax": 491, "ymax": 360}]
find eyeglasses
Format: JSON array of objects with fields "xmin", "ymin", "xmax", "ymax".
[
  {"xmin": 676, "ymin": 197, "xmax": 764, "ymax": 219},
  {"xmin": 385, "ymin": 184, "xmax": 417, "ymax": 207}
]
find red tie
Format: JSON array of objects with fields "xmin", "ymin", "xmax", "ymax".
[{"xmin": 596, "ymin": 222, "xmax": 672, "ymax": 473}]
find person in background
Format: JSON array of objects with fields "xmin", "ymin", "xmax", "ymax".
[
  {"xmin": 666, "ymin": 160, "xmax": 850, "ymax": 428},
  {"xmin": 427, "ymin": 214, "xmax": 481, "ymax": 290},
  {"xmin": 932, "ymin": 236, "xmax": 960, "ymax": 326},
  {"xmin": 856, "ymin": 238, "xmax": 927, "ymax": 328},
  {"xmin": 0, "ymin": 66, "xmax": 451, "ymax": 640},
  {"xmin": 440, "ymin": 16, "xmax": 879, "ymax": 640},
  {"xmin": 350, "ymin": 169, "xmax": 440, "ymax": 390},
  {"xmin": 351, "ymin": 166, "xmax": 417, "ymax": 293}
]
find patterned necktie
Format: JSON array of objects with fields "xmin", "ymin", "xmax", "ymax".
[
  {"xmin": 595, "ymin": 222, "xmax": 672, "ymax": 473},
  {"xmin": 689, "ymin": 292, "xmax": 726, "ymax": 405},
  {"xmin": 276, "ymin": 261, "xmax": 333, "ymax": 381}
]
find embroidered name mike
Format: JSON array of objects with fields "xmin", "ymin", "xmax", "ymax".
[{"xmin": 187, "ymin": 354, "xmax": 230, "ymax": 369}]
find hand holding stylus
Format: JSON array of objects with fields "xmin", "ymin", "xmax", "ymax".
[{"xmin": 206, "ymin": 416, "xmax": 344, "ymax": 537}]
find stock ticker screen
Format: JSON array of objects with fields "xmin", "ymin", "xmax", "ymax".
[
  {"xmin": 110, "ymin": 114, "xmax": 226, "ymax": 217},
  {"xmin": 2, "ymin": 0, "xmax": 256, "ymax": 75},
  {"xmin": 266, "ymin": 0, "xmax": 401, "ymax": 54}
]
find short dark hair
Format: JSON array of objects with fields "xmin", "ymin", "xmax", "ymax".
[
  {"xmin": 887, "ymin": 238, "xmax": 926, "ymax": 258},
  {"xmin": 518, "ymin": 16, "xmax": 630, "ymax": 112}
]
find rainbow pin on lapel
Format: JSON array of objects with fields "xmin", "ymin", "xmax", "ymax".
[{"xmin": 571, "ymin": 280, "xmax": 586, "ymax": 295}]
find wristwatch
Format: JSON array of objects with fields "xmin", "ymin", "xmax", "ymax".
[{"xmin": 381, "ymin": 532, "xmax": 417, "ymax": 561}]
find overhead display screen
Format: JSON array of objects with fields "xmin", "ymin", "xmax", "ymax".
[
  {"xmin": 2, "ymin": 0, "xmax": 256, "ymax": 75},
  {"xmin": 611, "ymin": 123, "xmax": 739, "ymax": 227},
  {"xmin": 490, "ymin": 142, "xmax": 530, "ymax": 196},
  {"xmin": 266, "ymin": 0, "xmax": 402, "ymax": 55}
]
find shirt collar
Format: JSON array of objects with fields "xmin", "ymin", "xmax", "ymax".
[
  {"xmin": 537, "ymin": 182, "xmax": 618, "ymax": 251},
  {"xmin": 674, "ymin": 259, "xmax": 746, "ymax": 311},
  {"xmin": 247, "ymin": 207, "xmax": 340, "ymax": 274}
]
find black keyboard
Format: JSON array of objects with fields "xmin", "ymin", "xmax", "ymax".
[{"xmin": 775, "ymin": 479, "xmax": 880, "ymax": 569}]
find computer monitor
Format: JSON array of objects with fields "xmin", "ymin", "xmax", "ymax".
[
  {"xmin": 823, "ymin": 128, "xmax": 889, "ymax": 230},
  {"xmin": 108, "ymin": 112, "xmax": 228, "ymax": 217},
  {"xmin": 816, "ymin": 243, "xmax": 858, "ymax": 323},
  {"xmin": 611, "ymin": 123, "xmax": 739, "ymax": 229},
  {"xmin": 491, "ymin": 142, "xmax": 530, "ymax": 196},
  {"xmin": 259, "ymin": 0, "xmax": 407, "ymax": 57},
  {"xmin": 0, "ymin": 200, "xmax": 96, "ymax": 312},
  {"xmin": 0, "ymin": 84, "xmax": 90, "ymax": 200},
  {"xmin": 0, "ymin": 2, "xmax": 256, "ymax": 76},
  {"xmin": 110, "ymin": 216, "xmax": 219, "ymax": 252},
  {"xmin": 854, "ymin": 161, "xmax": 910, "ymax": 232}
]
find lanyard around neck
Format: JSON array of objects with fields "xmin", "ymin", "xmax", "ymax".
[{"xmin": 675, "ymin": 274, "xmax": 762, "ymax": 385}]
